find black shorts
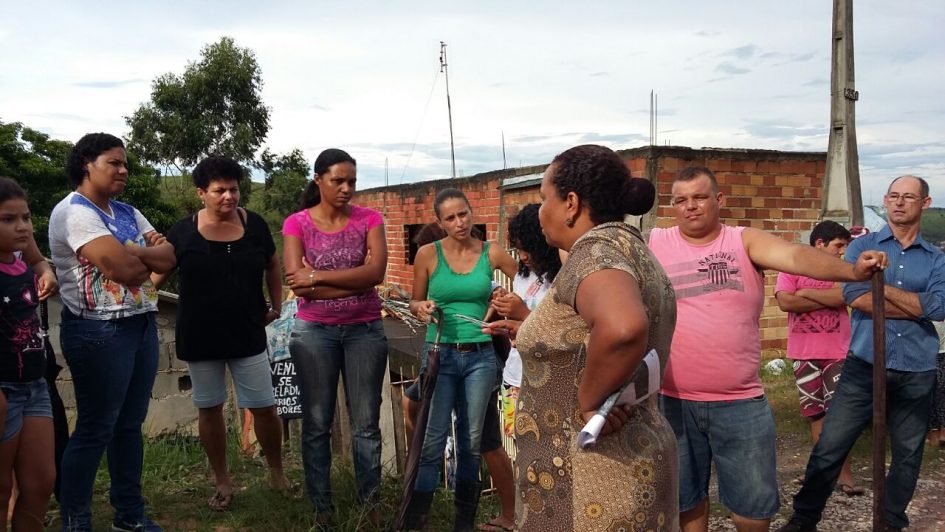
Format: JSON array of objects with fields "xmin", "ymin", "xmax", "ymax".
[{"xmin": 480, "ymin": 389, "xmax": 502, "ymax": 453}]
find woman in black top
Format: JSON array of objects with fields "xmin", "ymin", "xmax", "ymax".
[{"xmin": 152, "ymin": 156, "xmax": 289, "ymax": 510}]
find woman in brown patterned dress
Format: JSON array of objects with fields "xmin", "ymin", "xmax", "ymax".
[{"xmin": 485, "ymin": 145, "xmax": 679, "ymax": 531}]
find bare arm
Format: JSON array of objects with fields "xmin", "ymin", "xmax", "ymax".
[
  {"xmin": 22, "ymin": 237, "xmax": 58, "ymax": 300},
  {"xmin": 795, "ymin": 286, "xmax": 845, "ymax": 308},
  {"xmin": 742, "ymin": 228, "xmax": 885, "ymax": 281},
  {"xmin": 128, "ymin": 231, "xmax": 176, "ymax": 274},
  {"xmin": 78, "ymin": 236, "xmax": 151, "ymax": 286},
  {"xmin": 408, "ymin": 244, "xmax": 436, "ymax": 321},
  {"xmin": 775, "ymin": 290, "xmax": 827, "ymax": 313},
  {"xmin": 575, "ymin": 269, "xmax": 649, "ymax": 421},
  {"xmin": 848, "ymin": 292, "xmax": 916, "ymax": 319},
  {"xmin": 489, "ymin": 244, "xmax": 518, "ymax": 280},
  {"xmin": 265, "ymin": 252, "xmax": 284, "ymax": 317}
]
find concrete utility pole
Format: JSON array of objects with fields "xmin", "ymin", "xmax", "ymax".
[{"xmin": 822, "ymin": 0, "xmax": 864, "ymax": 226}]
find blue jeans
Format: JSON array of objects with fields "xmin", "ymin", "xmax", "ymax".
[
  {"xmin": 289, "ymin": 319, "xmax": 388, "ymax": 512},
  {"xmin": 792, "ymin": 355, "xmax": 935, "ymax": 529},
  {"xmin": 58, "ymin": 310, "xmax": 159, "ymax": 531},
  {"xmin": 659, "ymin": 394, "xmax": 780, "ymax": 519},
  {"xmin": 414, "ymin": 342, "xmax": 498, "ymax": 493}
]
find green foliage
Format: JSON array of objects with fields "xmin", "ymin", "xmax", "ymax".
[
  {"xmin": 921, "ymin": 208, "xmax": 945, "ymax": 246},
  {"xmin": 255, "ymin": 148, "xmax": 310, "ymax": 231},
  {"xmin": 125, "ymin": 36, "xmax": 270, "ymax": 170},
  {"xmin": 118, "ymin": 154, "xmax": 179, "ymax": 233},
  {"xmin": 0, "ymin": 120, "xmax": 73, "ymax": 253}
]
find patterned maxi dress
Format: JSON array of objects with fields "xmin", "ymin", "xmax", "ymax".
[{"xmin": 514, "ymin": 222, "xmax": 679, "ymax": 531}]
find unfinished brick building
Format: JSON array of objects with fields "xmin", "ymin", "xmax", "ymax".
[{"xmin": 356, "ymin": 145, "xmax": 828, "ymax": 357}]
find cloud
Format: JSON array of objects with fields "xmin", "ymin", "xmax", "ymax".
[
  {"xmin": 695, "ymin": 31, "xmax": 720, "ymax": 38},
  {"xmin": 741, "ymin": 119, "xmax": 826, "ymax": 141},
  {"xmin": 803, "ymin": 77, "xmax": 829, "ymax": 87},
  {"xmin": 590, "ymin": 71, "xmax": 609, "ymax": 77},
  {"xmin": 715, "ymin": 62, "xmax": 750, "ymax": 75},
  {"xmin": 309, "ymin": 103, "xmax": 331, "ymax": 111},
  {"xmin": 71, "ymin": 79, "xmax": 147, "ymax": 89},
  {"xmin": 721, "ymin": 44, "xmax": 757, "ymax": 60}
]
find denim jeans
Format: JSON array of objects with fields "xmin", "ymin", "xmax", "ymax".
[
  {"xmin": 289, "ymin": 319, "xmax": 388, "ymax": 512},
  {"xmin": 659, "ymin": 394, "xmax": 780, "ymax": 519},
  {"xmin": 792, "ymin": 355, "xmax": 935, "ymax": 529},
  {"xmin": 58, "ymin": 310, "xmax": 159, "ymax": 531},
  {"xmin": 414, "ymin": 342, "xmax": 498, "ymax": 493}
]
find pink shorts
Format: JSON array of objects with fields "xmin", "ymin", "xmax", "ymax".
[{"xmin": 792, "ymin": 358, "xmax": 845, "ymax": 419}]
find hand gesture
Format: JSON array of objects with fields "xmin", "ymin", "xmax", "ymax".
[
  {"xmin": 853, "ymin": 250, "xmax": 888, "ymax": 281},
  {"xmin": 411, "ymin": 300, "xmax": 437, "ymax": 323},
  {"xmin": 143, "ymin": 231, "xmax": 167, "ymax": 247},
  {"xmin": 481, "ymin": 318, "xmax": 520, "ymax": 339},
  {"xmin": 35, "ymin": 269, "xmax": 59, "ymax": 301},
  {"xmin": 582, "ymin": 403, "xmax": 634, "ymax": 437},
  {"xmin": 491, "ymin": 292, "xmax": 529, "ymax": 321},
  {"xmin": 264, "ymin": 307, "xmax": 281, "ymax": 325},
  {"xmin": 287, "ymin": 256, "xmax": 318, "ymax": 290}
]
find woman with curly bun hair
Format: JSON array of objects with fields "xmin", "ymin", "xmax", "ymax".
[
  {"xmin": 485, "ymin": 145, "xmax": 679, "ymax": 531},
  {"xmin": 49, "ymin": 133, "xmax": 175, "ymax": 532}
]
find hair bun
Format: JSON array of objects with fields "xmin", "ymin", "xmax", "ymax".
[{"xmin": 625, "ymin": 178, "xmax": 655, "ymax": 216}]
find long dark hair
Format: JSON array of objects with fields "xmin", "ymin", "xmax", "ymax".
[
  {"xmin": 0, "ymin": 177, "xmax": 27, "ymax": 204},
  {"xmin": 508, "ymin": 204, "xmax": 561, "ymax": 283},
  {"xmin": 299, "ymin": 148, "xmax": 356, "ymax": 209}
]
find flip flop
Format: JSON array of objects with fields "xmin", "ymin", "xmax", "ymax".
[
  {"xmin": 836, "ymin": 483, "xmax": 865, "ymax": 497},
  {"xmin": 477, "ymin": 518, "xmax": 515, "ymax": 531},
  {"xmin": 208, "ymin": 490, "xmax": 233, "ymax": 511}
]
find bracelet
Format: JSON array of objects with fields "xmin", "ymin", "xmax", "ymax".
[{"xmin": 309, "ymin": 271, "xmax": 316, "ymax": 288}]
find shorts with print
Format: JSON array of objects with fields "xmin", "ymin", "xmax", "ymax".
[
  {"xmin": 0, "ymin": 378, "xmax": 52, "ymax": 442},
  {"xmin": 792, "ymin": 358, "xmax": 845, "ymax": 419}
]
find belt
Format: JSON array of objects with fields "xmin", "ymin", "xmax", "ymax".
[{"xmin": 439, "ymin": 341, "xmax": 492, "ymax": 353}]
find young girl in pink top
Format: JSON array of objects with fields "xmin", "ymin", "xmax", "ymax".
[{"xmin": 282, "ymin": 149, "xmax": 388, "ymax": 527}]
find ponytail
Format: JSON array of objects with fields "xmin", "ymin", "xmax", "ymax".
[{"xmin": 300, "ymin": 180, "xmax": 320, "ymax": 209}]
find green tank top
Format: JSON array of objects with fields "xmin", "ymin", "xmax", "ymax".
[{"xmin": 425, "ymin": 240, "xmax": 493, "ymax": 343}]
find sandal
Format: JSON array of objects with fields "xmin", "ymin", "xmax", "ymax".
[
  {"xmin": 478, "ymin": 518, "xmax": 515, "ymax": 531},
  {"xmin": 208, "ymin": 490, "xmax": 233, "ymax": 511},
  {"xmin": 836, "ymin": 483, "xmax": 865, "ymax": 497}
]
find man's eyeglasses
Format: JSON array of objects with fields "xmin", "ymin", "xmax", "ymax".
[{"xmin": 885, "ymin": 193, "xmax": 924, "ymax": 204}]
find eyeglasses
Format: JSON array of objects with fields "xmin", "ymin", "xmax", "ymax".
[{"xmin": 885, "ymin": 193, "xmax": 924, "ymax": 204}]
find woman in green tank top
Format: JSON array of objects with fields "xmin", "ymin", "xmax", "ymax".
[{"xmin": 405, "ymin": 188, "xmax": 517, "ymax": 531}]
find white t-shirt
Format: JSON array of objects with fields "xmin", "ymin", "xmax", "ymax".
[
  {"xmin": 502, "ymin": 271, "xmax": 551, "ymax": 387},
  {"xmin": 49, "ymin": 192, "xmax": 159, "ymax": 320}
]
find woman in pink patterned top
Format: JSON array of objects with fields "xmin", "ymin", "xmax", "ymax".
[{"xmin": 282, "ymin": 148, "xmax": 388, "ymax": 528}]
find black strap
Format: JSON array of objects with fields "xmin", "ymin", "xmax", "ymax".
[{"xmin": 40, "ymin": 299, "xmax": 49, "ymax": 332}]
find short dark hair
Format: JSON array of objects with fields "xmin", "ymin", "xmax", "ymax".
[
  {"xmin": 192, "ymin": 156, "xmax": 244, "ymax": 189},
  {"xmin": 889, "ymin": 175, "xmax": 930, "ymax": 198},
  {"xmin": 508, "ymin": 203, "xmax": 561, "ymax": 283},
  {"xmin": 300, "ymin": 148, "xmax": 357, "ymax": 209},
  {"xmin": 809, "ymin": 220, "xmax": 851, "ymax": 246},
  {"xmin": 433, "ymin": 188, "xmax": 471, "ymax": 219},
  {"xmin": 0, "ymin": 177, "xmax": 27, "ymax": 204},
  {"xmin": 549, "ymin": 145, "xmax": 655, "ymax": 223},
  {"xmin": 674, "ymin": 166, "xmax": 719, "ymax": 193},
  {"xmin": 65, "ymin": 133, "xmax": 125, "ymax": 187}
]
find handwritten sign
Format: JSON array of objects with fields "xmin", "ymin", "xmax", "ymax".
[{"xmin": 271, "ymin": 359, "xmax": 302, "ymax": 419}]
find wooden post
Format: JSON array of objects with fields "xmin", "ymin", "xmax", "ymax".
[{"xmin": 871, "ymin": 272, "xmax": 886, "ymax": 531}]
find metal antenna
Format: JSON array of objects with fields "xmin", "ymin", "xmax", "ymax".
[
  {"xmin": 502, "ymin": 131, "xmax": 507, "ymax": 169},
  {"xmin": 440, "ymin": 41, "xmax": 457, "ymax": 178}
]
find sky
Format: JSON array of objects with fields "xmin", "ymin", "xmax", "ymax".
[{"xmin": 1, "ymin": 1, "xmax": 943, "ymax": 206}]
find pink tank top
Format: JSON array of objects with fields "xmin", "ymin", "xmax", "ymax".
[{"xmin": 649, "ymin": 225, "xmax": 765, "ymax": 401}]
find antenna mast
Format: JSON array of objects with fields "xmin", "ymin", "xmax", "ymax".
[{"xmin": 440, "ymin": 41, "xmax": 457, "ymax": 178}]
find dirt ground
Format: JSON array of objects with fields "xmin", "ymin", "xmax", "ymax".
[{"xmin": 707, "ymin": 433, "xmax": 945, "ymax": 531}]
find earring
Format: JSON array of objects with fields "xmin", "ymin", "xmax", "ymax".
[{"xmin": 565, "ymin": 218, "xmax": 575, "ymax": 228}]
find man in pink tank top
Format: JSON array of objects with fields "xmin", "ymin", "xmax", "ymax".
[{"xmin": 648, "ymin": 167, "xmax": 886, "ymax": 532}]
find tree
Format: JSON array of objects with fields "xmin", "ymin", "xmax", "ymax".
[
  {"xmin": 125, "ymin": 37, "xmax": 270, "ymax": 174},
  {"xmin": 0, "ymin": 119, "xmax": 176, "ymax": 254},
  {"xmin": 255, "ymin": 148, "xmax": 310, "ymax": 231}
]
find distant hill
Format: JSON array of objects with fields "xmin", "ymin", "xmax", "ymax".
[{"xmin": 868, "ymin": 206, "xmax": 945, "ymax": 246}]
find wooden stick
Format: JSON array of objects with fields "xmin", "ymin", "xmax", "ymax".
[{"xmin": 871, "ymin": 271, "xmax": 886, "ymax": 531}]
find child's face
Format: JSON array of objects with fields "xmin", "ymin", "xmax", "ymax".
[
  {"xmin": 815, "ymin": 237, "xmax": 850, "ymax": 258},
  {"xmin": 0, "ymin": 198, "xmax": 32, "ymax": 253}
]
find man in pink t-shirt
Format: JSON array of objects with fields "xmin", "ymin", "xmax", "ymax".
[
  {"xmin": 775, "ymin": 220, "xmax": 863, "ymax": 496},
  {"xmin": 648, "ymin": 167, "xmax": 886, "ymax": 532}
]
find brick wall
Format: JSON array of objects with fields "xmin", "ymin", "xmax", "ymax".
[{"xmin": 359, "ymin": 146, "xmax": 828, "ymax": 359}]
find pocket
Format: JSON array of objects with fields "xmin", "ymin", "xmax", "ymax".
[{"xmin": 61, "ymin": 319, "xmax": 118, "ymax": 349}]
